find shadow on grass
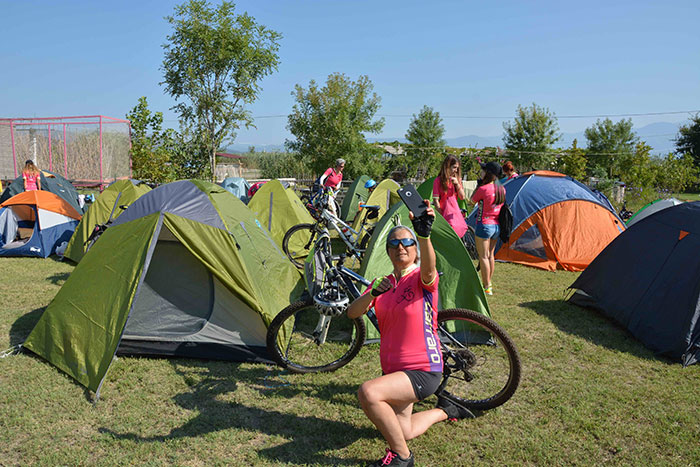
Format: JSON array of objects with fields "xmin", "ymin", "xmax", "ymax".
[
  {"xmin": 45, "ymin": 272, "xmax": 70, "ymax": 285},
  {"xmin": 520, "ymin": 299, "xmax": 672, "ymax": 364},
  {"xmin": 100, "ymin": 359, "xmax": 376, "ymax": 465},
  {"xmin": 9, "ymin": 307, "xmax": 45, "ymax": 346}
]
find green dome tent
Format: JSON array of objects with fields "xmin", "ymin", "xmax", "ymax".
[
  {"xmin": 63, "ymin": 179, "xmax": 151, "ymax": 263},
  {"xmin": 24, "ymin": 180, "xmax": 304, "ymax": 395},
  {"xmin": 356, "ymin": 201, "xmax": 491, "ymax": 341},
  {"xmin": 247, "ymin": 179, "xmax": 315, "ymax": 250},
  {"xmin": 340, "ymin": 175, "xmax": 370, "ymax": 222},
  {"xmin": 351, "ymin": 179, "xmax": 401, "ymax": 240}
]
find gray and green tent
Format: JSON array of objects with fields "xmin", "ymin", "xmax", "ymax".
[
  {"xmin": 340, "ymin": 175, "xmax": 370, "ymax": 222},
  {"xmin": 63, "ymin": 179, "xmax": 151, "ymax": 263},
  {"xmin": 0, "ymin": 170, "xmax": 83, "ymax": 213},
  {"xmin": 24, "ymin": 180, "xmax": 304, "ymax": 395},
  {"xmin": 247, "ymin": 179, "xmax": 315, "ymax": 249},
  {"xmin": 357, "ymin": 202, "xmax": 490, "ymax": 340}
]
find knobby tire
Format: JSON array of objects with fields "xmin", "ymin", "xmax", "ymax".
[
  {"xmin": 283, "ymin": 223, "xmax": 317, "ymax": 268},
  {"xmin": 266, "ymin": 299, "xmax": 366, "ymax": 373},
  {"xmin": 437, "ymin": 308, "xmax": 521, "ymax": 410}
]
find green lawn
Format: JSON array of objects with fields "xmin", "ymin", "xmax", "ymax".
[{"xmin": 1, "ymin": 257, "xmax": 698, "ymax": 466}]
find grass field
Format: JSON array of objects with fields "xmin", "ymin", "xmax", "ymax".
[{"xmin": 1, "ymin": 257, "xmax": 698, "ymax": 466}]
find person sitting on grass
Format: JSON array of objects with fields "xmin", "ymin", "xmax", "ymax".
[{"xmin": 347, "ymin": 203, "xmax": 473, "ymax": 467}]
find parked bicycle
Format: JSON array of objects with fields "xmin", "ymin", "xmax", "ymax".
[
  {"xmin": 619, "ymin": 200, "xmax": 634, "ymax": 222},
  {"xmin": 84, "ymin": 199, "xmax": 128, "ymax": 252},
  {"xmin": 283, "ymin": 189, "xmax": 380, "ymax": 268},
  {"xmin": 266, "ymin": 238, "xmax": 522, "ymax": 411}
]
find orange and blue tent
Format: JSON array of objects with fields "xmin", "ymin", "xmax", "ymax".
[
  {"xmin": 468, "ymin": 171, "xmax": 625, "ymax": 271},
  {"xmin": 0, "ymin": 190, "xmax": 82, "ymax": 257}
]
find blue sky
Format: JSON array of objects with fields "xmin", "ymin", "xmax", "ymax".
[{"xmin": 1, "ymin": 0, "xmax": 699, "ymax": 147}]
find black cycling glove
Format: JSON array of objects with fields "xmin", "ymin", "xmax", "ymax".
[
  {"xmin": 370, "ymin": 277, "xmax": 392, "ymax": 297},
  {"xmin": 411, "ymin": 212, "xmax": 434, "ymax": 238}
]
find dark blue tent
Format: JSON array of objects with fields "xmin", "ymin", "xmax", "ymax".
[{"xmin": 568, "ymin": 201, "xmax": 700, "ymax": 366}]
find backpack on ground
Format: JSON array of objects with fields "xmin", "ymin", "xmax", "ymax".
[{"xmin": 498, "ymin": 202, "xmax": 513, "ymax": 244}]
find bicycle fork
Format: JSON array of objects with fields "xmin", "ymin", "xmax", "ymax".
[{"xmin": 311, "ymin": 314, "xmax": 332, "ymax": 345}]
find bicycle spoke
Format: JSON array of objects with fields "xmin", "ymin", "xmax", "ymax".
[{"xmin": 437, "ymin": 309, "xmax": 521, "ymax": 410}]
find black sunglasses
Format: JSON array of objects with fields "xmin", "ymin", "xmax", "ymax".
[{"xmin": 387, "ymin": 238, "xmax": 417, "ymax": 249}]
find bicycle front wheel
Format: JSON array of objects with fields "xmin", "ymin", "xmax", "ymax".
[
  {"xmin": 266, "ymin": 299, "xmax": 366, "ymax": 373},
  {"xmin": 437, "ymin": 308, "xmax": 521, "ymax": 411},
  {"xmin": 283, "ymin": 223, "xmax": 317, "ymax": 268}
]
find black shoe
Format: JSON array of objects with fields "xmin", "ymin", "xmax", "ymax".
[
  {"xmin": 368, "ymin": 448, "xmax": 414, "ymax": 467},
  {"xmin": 436, "ymin": 393, "xmax": 475, "ymax": 420}
]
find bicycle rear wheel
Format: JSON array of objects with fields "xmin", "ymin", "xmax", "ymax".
[
  {"xmin": 283, "ymin": 223, "xmax": 317, "ymax": 268},
  {"xmin": 437, "ymin": 308, "xmax": 521, "ymax": 411},
  {"xmin": 462, "ymin": 225, "xmax": 478, "ymax": 261},
  {"xmin": 266, "ymin": 299, "xmax": 366, "ymax": 373}
]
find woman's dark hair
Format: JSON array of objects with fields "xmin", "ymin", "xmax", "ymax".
[
  {"xmin": 481, "ymin": 171, "xmax": 506, "ymax": 205},
  {"xmin": 438, "ymin": 155, "xmax": 462, "ymax": 191}
]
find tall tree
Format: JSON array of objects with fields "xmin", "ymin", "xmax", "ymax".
[
  {"xmin": 502, "ymin": 103, "xmax": 561, "ymax": 171},
  {"xmin": 404, "ymin": 105, "xmax": 446, "ymax": 178},
  {"xmin": 584, "ymin": 118, "xmax": 639, "ymax": 178},
  {"xmin": 161, "ymin": 0, "xmax": 281, "ymax": 180},
  {"xmin": 554, "ymin": 139, "xmax": 587, "ymax": 181},
  {"xmin": 675, "ymin": 113, "xmax": 700, "ymax": 168},
  {"xmin": 286, "ymin": 73, "xmax": 385, "ymax": 178},
  {"xmin": 126, "ymin": 97, "xmax": 175, "ymax": 184}
]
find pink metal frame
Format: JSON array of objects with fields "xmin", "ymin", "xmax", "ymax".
[{"xmin": 0, "ymin": 115, "xmax": 131, "ymax": 187}]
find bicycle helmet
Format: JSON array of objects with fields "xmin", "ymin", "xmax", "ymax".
[
  {"xmin": 313, "ymin": 285, "xmax": 350, "ymax": 317},
  {"xmin": 364, "ymin": 179, "xmax": 377, "ymax": 190}
]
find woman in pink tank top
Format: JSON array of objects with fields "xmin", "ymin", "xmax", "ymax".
[{"xmin": 22, "ymin": 160, "xmax": 41, "ymax": 191}]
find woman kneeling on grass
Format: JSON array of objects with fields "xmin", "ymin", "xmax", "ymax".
[{"xmin": 347, "ymin": 202, "xmax": 472, "ymax": 467}]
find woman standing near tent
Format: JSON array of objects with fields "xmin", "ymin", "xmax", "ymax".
[
  {"xmin": 348, "ymin": 207, "xmax": 472, "ymax": 467},
  {"xmin": 432, "ymin": 155, "xmax": 467, "ymax": 239},
  {"xmin": 471, "ymin": 161, "xmax": 505, "ymax": 295},
  {"xmin": 22, "ymin": 160, "xmax": 41, "ymax": 191},
  {"xmin": 318, "ymin": 158, "xmax": 345, "ymax": 216},
  {"xmin": 502, "ymin": 161, "xmax": 518, "ymax": 181}
]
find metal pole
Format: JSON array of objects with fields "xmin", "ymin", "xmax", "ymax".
[
  {"xmin": 99, "ymin": 116, "xmax": 104, "ymax": 188},
  {"xmin": 48, "ymin": 123, "xmax": 53, "ymax": 171},
  {"xmin": 10, "ymin": 121, "xmax": 17, "ymax": 177},
  {"xmin": 63, "ymin": 124, "xmax": 68, "ymax": 178}
]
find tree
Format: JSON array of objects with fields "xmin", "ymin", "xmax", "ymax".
[
  {"xmin": 554, "ymin": 139, "xmax": 587, "ymax": 181},
  {"xmin": 126, "ymin": 97, "xmax": 176, "ymax": 184},
  {"xmin": 502, "ymin": 103, "xmax": 561, "ymax": 171},
  {"xmin": 584, "ymin": 118, "xmax": 639, "ymax": 178},
  {"xmin": 675, "ymin": 113, "xmax": 700, "ymax": 168},
  {"xmin": 656, "ymin": 152, "xmax": 699, "ymax": 193},
  {"xmin": 286, "ymin": 73, "xmax": 385, "ymax": 179},
  {"xmin": 161, "ymin": 0, "xmax": 281, "ymax": 181},
  {"xmin": 404, "ymin": 106, "xmax": 446, "ymax": 178}
]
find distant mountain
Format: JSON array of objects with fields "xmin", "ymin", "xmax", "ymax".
[{"xmin": 226, "ymin": 122, "xmax": 682, "ymax": 155}]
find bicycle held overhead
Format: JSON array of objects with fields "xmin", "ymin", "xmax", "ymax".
[{"xmin": 267, "ymin": 193, "xmax": 521, "ymax": 413}]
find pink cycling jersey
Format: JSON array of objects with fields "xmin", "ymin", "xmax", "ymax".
[
  {"xmin": 471, "ymin": 182, "xmax": 503, "ymax": 225},
  {"xmin": 321, "ymin": 167, "xmax": 343, "ymax": 190},
  {"xmin": 366, "ymin": 266, "xmax": 442, "ymax": 374}
]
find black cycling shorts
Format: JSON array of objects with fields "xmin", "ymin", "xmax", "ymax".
[{"xmin": 403, "ymin": 370, "xmax": 442, "ymax": 401}]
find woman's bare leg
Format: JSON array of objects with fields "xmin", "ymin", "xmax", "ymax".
[{"xmin": 358, "ymin": 372, "xmax": 418, "ymax": 459}]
